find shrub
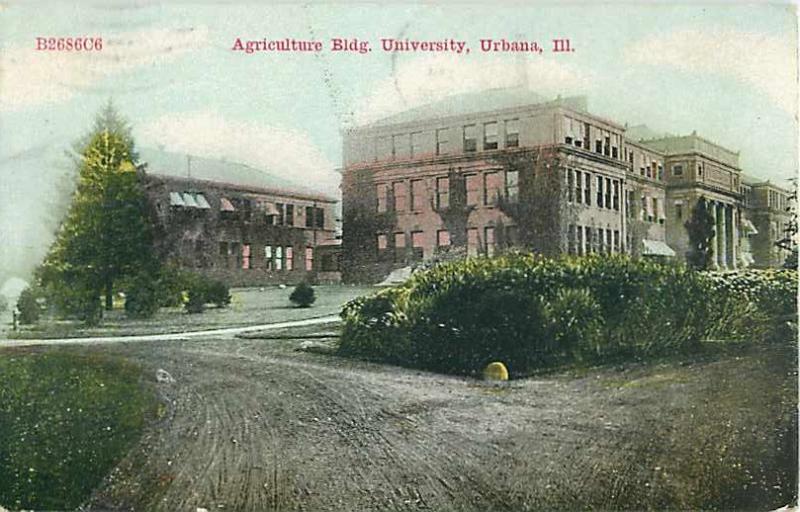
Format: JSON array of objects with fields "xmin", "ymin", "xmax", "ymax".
[
  {"xmin": 16, "ymin": 287, "xmax": 42, "ymax": 325},
  {"xmin": 204, "ymin": 280, "xmax": 231, "ymax": 308},
  {"xmin": 339, "ymin": 254, "xmax": 796, "ymax": 376},
  {"xmin": 124, "ymin": 272, "xmax": 160, "ymax": 319},
  {"xmin": 184, "ymin": 275, "xmax": 207, "ymax": 314},
  {"xmin": 290, "ymin": 282, "xmax": 316, "ymax": 308}
]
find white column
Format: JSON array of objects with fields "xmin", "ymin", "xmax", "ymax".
[
  {"xmin": 709, "ymin": 200, "xmax": 718, "ymax": 268},
  {"xmin": 718, "ymin": 202, "xmax": 728, "ymax": 268},
  {"xmin": 728, "ymin": 206, "xmax": 737, "ymax": 269}
]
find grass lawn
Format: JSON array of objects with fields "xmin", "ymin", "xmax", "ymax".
[
  {"xmin": 0, "ymin": 348, "xmax": 157, "ymax": 510},
  {"xmin": 7, "ymin": 285, "xmax": 375, "ymax": 339}
]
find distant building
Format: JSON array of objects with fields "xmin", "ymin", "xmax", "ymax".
[
  {"xmin": 340, "ymin": 89, "xmax": 792, "ymax": 282},
  {"xmin": 141, "ymin": 149, "xmax": 339, "ymax": 286},
  {"xmin": 740, "ymin": 176, "xmax": 794, "ymax": 268}
]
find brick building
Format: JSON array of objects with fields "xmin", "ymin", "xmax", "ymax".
[
  {"xmin": 141, "ymin": 149, "xmax": 338, "ymax": 286},
  {"xmin": 740, "ymin": 177, "xmax": 794, "ymax": 267},
  {"xmin": 340, "ymin": 88, "xmax": 793, "ymax": 282}
]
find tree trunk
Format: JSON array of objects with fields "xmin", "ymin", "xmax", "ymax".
[{"xmin": 105, "ymin": 278, "xmax": 113, "ymax": 311}]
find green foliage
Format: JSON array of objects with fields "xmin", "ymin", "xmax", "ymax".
[
  {"xmin": 0, "ymin": 295, "xmax": 7, "ymax": 313},
  {"xmin": 0, "ymin": 350, "xmax": 155, "ymax": 510},
  {"xmin": 290, "ymin": 282, "xmax": 316, "ymax": 308},
  {"xmin": 16, "ymin": 287, "xmax": 43, "ymax": 325},
  {"xmin": 204, "ymin": 279, "xmax": 232, "ymax": 308},
  {"xmin": 39, "ymin": 102, "xmax": 159, "ymax": 320},
  {"xmin": 685, "ymin": 198, "xmax": 716, "ymax": 270},
  {"xmin": 124, "ymin": 272, "xmax": 161, "ymax": 319},
  {"xmin": 340, "ymin": 254, "xmax": 798, "ymax": 376}
]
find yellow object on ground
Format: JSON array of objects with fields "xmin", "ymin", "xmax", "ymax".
[{"xmin": 483, "ymin": 362, "xmax": 509, "ymax": 381}]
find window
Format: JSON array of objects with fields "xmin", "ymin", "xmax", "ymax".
[
  {"xmin": 483, "ymin": 122, "xmax": 498, "ymax": 150},
  {"xmin": 612, "ymin": 146, "xmax": 618, "ymax": 159},
  {"xmin": 506, "ymin": 170, "xmax": 519, "ymax": 201},
  {"xmin": 285, "ymin": 204, "xmax": 294, "ymax": 226},
  {"xmin": 242, "ymin": 244, "xmax": 251, "ymax": 269},
  {"xmin": 484, "ymin": 172, "xmax": 503, "ymax": 205},
  {"xmin": 411, "ymin": 179, "xmax": 426, "ymax": 212},
  {"xmin": 275, "ymin": 246, "xmax": 283, "ymax": 271},
  {"xmin": 576, "ymin": 225, "xmax": 584, "ymax": 255},
  {"xmin": 651, "ymin": 161, "xmax": 658, "ymax": 179},
  {"xmin": 393, "ymin": 181, "xmax": 407, "ymax": 212},
  {"xmin": 650, "ymin": 197, "xmax": 657, "ymax": 223},
  {"xmin": 585, "ymin": 226, "xmax": 593, "ymax": 253},
  {"xmin": 596, "ymin": 176, "xmax": 604, "ymax": 208},
  {"xmin": 231, "ymin": 243, "xmax": 241, "ymax": 268},
  {"xmin": 613, "ymin": 180, "xmax": 620, "ymax": 211},
  {"xmin": 606, "ymin": 229, "xmax": 612, "ymax": 254},
  {"xmin": 568, "ymin": 224, "xmax": 576, "ymax": 254},
  {"xmin": 604, "ymin": 136, "xmax": 610, "ymax": 157},
  {"xmin": 626, "ymin": 190, "xmax": 633, "ymax": 218},
  {"xmin": 377, "ymin": 234, "xmax": 388, "ymax": 250},
  {"xmin": 315, "ymin": 207, "xmax": 325, "ymax": 229},
  {"xmin": 574, "ymin": 170, "xmax": 582, "ymax": 204},
  {"xmin": 264, "ymin": 245, "xmax": 273, "ymax": 270},
  {"xmin": 584, "ymin": 173, "xmax": 591, "ymax": 205},
  {"xmin": 411, "ymin": 231, "xmax": 424, "ymax": 259},
  {"xmin": 605, "ymin": 177, "xmax": 612, "ymax": 209},
  {"xmin": 505, "ymin": 119, "xmax": 519, "ymax": 148},
  {"xmin": 377, "ymin": 184, "xmax": 388, "ymax": 213},
  {"xmin": 286, "ymin": 247, "xmax": 293, "ymax": 271},
  {"xmin": 672, "ymin": 164, "xmax": 684, "ymax": 176},
  {"xmin": 219, "ymin": 242, "xmax": 229, "ymax": 266},
  {"xmin": 275, "ymin": 203, "xmax": 285, "ymax": 226},
  {"xmin": 657, "ymin": 165, "xmax": 664, "ymax": 181},
  {"xmin": 613, "ymin": 230, "xmax": 620, "ymax": 253},
  {"xmin": 466, "ymin": 174, "xmax": 480, "ymax": 206},
  {"xmin": 485, "ymin": 227, "xmax": 496, "ymax": 257},
  {"xmin": 242, "ymin": 199, "xmax": 252, "ymax": 221},
  {"xmin": 595, "ymin": 139, "xmax": 603, "ymax": 154},
  {"xmin": 597, "ymin": 228, "xmax": 605, "ymax": 254},
  {"xmin": 467, "ymin": 228, "xmax": 479, "ymax": 256},
  {"xmin": 567, "ymin": 169, "xmax": 575, "ymax": 203},
  {"xmin": 436, "ymin": 177, "xmax": 449, "ymax": 209},
  {"xmin": 305, "ymin": 206, "xmax": 314, "ymax": 227},
  {"xmin": 305, "ymin": 247, "xmax": 314, "ymax": 271},
  {"xmin": 410, "ymin": 132, "xmax": 423, "ymax": 157},
  {"xmin": 436, "ymin": 128, "xmax": 449, "ymax": 155},
  {"xmin": 437, "ymin": 230, "xmax": 450, "ymax": 247},
  {"xmin": 463, "ymin": 125, "xmax": 477, "ymax": 152},
  {"xmin": 394, "ymin": 232, "xmax": 406, "ymax": 261}
]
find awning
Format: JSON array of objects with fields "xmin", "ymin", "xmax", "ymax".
[
  {"xmin": 642, "ymin": 239, "xmax": 676, "ymax": 257},
  {"xmin": 195, "ymin": 194, "xmax": 211, "ymax": 209},
  {"xmin": 220, "ymin": 197, "xmax": 236, "ymax": 212},
  {"xmin": 182, "ymin": 193, "xmax": 199, "ymax": 208},
  {"xmin": 169, "ymin": 192, "xmax": 186, "ymax": 207},
  {"xmin": 263, "ymin": 203, "xmax": 279, "ymax": 216},
  {"xmin": 741, "ymin": 218, "xmax": 758, "ymax": 235}
]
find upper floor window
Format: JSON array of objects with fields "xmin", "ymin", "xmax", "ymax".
[
  {"xmin": 436, "ymin": 176, "xmax": 450, "ymax": 209},
  {"xmin": 672, "ymin": 164, "xmax": 684, "ymax": 176},
  {"xmin": 393, "ymin": 181, "xmax": 407, "ymax": 212},
  {"xmin": 463, "ymin": 125, "xmax": 477, "ymax": 152},
  {"xmin": 411, "ymin": 179, "xmax": 426, "ymax": 212},
  {"xmin": 436, "ymin": 128, "xmax": 449, "ymax": 155},
  {"xmin": 410, "ymin": 132, "xmax": 424, "ymax": 158},
  {"xmin": 505, "ymin": 119, "xmax": 519, "ymax": 148},
  {"xmin": 483, "ymin": 122, "xmax": 498, "ymax": 150},
  {"xmin": 465, "ymin": 174, "xmax": 480, "ymax": 206},
  {"xmin": 285, "ymin": 204, "xmax": 294, "ymax": 226},
  {"xmin": 376, "ymin": 184, "xmax": 388, "ymax": 213},
  {"xmin": 484, "ymin": 172, "xmax": 503, "ymax": 205},
  {"xmin": 505, "ymin": 170, "xmax": 519, "ymax": 201}
]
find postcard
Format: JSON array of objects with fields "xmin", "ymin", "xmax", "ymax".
[{"xmin": 0, "ymin": 2, "xmax": 797, "ymax": 511}]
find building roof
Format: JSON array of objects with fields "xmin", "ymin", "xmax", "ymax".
[
  {"xmin": 637, "ymin": 131, "xmax": 740, "ymax": 168},
  {"xmin": 624, "ymin": 124, "xmax": 667, "ymax": 143},
  {"xmin": 140, "ymin": 148, "xmax": 335, "ymax": 202},
  {"xmin": 361, "ymin": 87, "xmax": 590, "ymax": 129}
]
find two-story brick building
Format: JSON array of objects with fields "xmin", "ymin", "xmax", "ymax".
[{"xmin": 141, "ymin": 149, "xmax": 338, "ymax": 286}]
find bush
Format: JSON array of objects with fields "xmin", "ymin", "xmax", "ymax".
[
  {"xmin": 339, "ymin": 254, "xmax": 797, "ymax": 376},
  {"xmin": 16, "ymin": 287, "xmax": 42, "ymax": 325},
  {"xmin": 204, "ymin": 280, "xmax": 231, "ymax": 308},
  {"xmin": 124, "ymin": 272, "xmax": 160, "ymax": 319},
  {"xmin": 290, "ymin": 282, "xmax": 316, "ymax": 308}
]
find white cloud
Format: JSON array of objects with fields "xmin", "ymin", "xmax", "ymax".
[
  {"xmin": 354, "ymin": 53, "xmax": 595, "ymax": 126},
  {"xmin": 0, "ymin": 25, "xmax": 209, "ymax": 111},
  {"xmin": 624, "ymin": 27, "xmax": 797, "ymax": 114},
  {"xmin": 137, "ymin": 111, "xmax": 339, "ymax": 195}
]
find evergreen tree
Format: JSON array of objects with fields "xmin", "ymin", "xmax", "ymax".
[
  {"xmin": 40, "ymin": 102, "xmax": 157, "ymax": 321},
  {"xmin": 684, "ymin": 197, "xmax": 716, "ymax": 270}
]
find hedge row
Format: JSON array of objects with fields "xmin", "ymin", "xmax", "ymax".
[{"xmin": 339, "ymin": 254, "xmax": 797, "ymax": 376}]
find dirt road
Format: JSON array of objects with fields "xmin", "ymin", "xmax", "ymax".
[{"xmin": 83, "ymin": 326, "xmax": 797, "ymax": 511}]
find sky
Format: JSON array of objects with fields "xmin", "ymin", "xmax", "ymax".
[{"xmin": 0, "ymin": 1, "xmax": 797, "ymax": 280}]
